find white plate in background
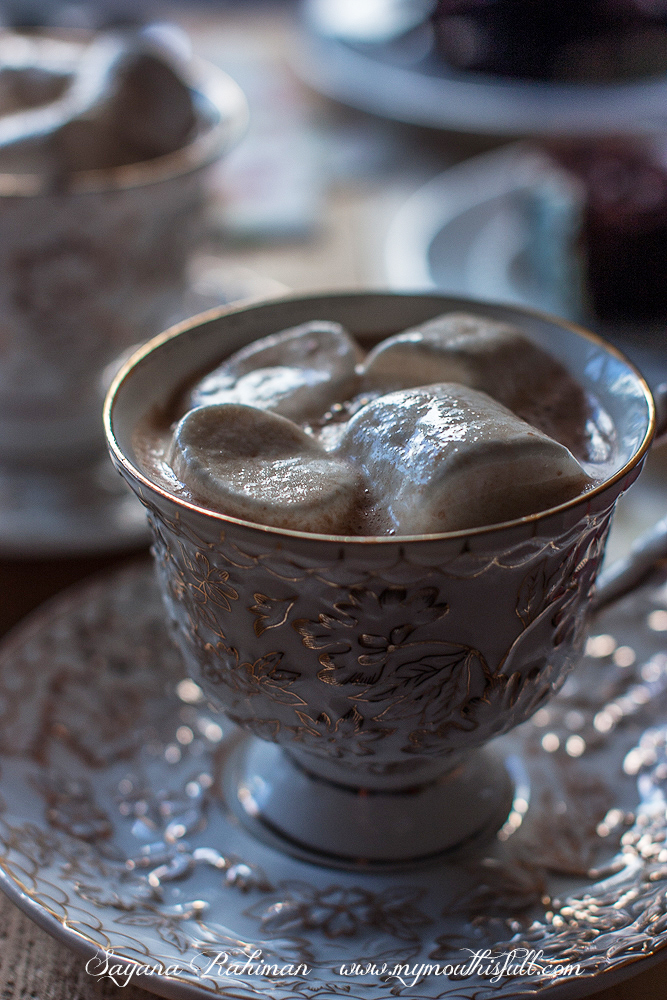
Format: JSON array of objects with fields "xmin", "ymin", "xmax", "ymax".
[
  {"xmin": 384, "ymin": 143, "xmax": 564, "ymax": 310},
  {"xmin": 299, "ymin": 0, "xmax": 667, "ymax": 136},
  {"xmin": 384, "ymin": 141, "xmax": 667, "ymax": 385}
]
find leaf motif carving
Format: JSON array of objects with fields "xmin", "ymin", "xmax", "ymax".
[
  {"xmin": 295, "ymin": 586, "xmax": 449, "ymax": 686},
  {"xmin": 226, "ymin": 714, "xmax": 282, "ymax": 742},
  {"xmin": 197, "ymin": 643, "xmax": 306, "ymax": 708},
  {"xmin": 366, "ymin": 646, "xmax": 490, "ymax": 727},
  {"xmin": 116, "ymin": 912, "xmax": 191, "ymax": 954},
  {"xmin": 516, "ymin": 560, "xmax": 550, "ymax": 627},
  {"xmin": 245, "ymin": 882, "xmax": 430, "ymax": 941},
  {"xmin": 250, "ymin": 594, "xmax": 296, "ymax": 636}
]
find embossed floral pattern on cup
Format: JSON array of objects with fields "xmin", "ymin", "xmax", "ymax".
[{"xmin": 143, "ymin": 497, "xmax": 615, "ymax": 782}]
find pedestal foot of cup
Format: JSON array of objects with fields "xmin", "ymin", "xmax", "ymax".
[{"xmin": 224, "ymin": 735, "xmax": 514, "ymax": 868}]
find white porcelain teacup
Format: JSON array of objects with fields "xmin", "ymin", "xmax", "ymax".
[
  {"xmin": 0, "ymin": 41, "xmax": 247, "ymax": 468},
  {"xmin": 105, "ymin": 292, "xmax": 656, "ymax": 865}
]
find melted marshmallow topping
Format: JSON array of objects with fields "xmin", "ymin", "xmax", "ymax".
[
  {"xmin": 188, "ymin": 321, "xmax": 360, "ymax": 421},
  {"xmin": 135, "ymin": 311, "xmax": 606, "ymax": 536},
  {"xmin": 340, "ymin": 383, "xmax": 592, "ymax": 534},
  {"xmin": 360, "ymin": 312, "xmax": 590, "ymax": 456},
  {"xmin": 169, "ymin": 403, "xmax": 364, "ymax": 533}
]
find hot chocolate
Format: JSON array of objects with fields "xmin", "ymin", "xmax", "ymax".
[{"xmin": 134, "ymin": 312, "xmax": 615, "ymax": 536}]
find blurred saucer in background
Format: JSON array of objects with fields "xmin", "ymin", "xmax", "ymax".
[
  {"xmin": 299, "ymin": 0, "xmax": 667, "ymax": 135},
  {"xmin": 0, "ymin": 258, "xmax": 285, "ymax": 559},
  {"xmin": 384, "ymin": 141, "xmax": 667, "ymax": 388}
]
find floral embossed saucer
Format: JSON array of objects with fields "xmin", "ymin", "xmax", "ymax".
[{"xmin": 1, "ymin": 561, "xmax": 667, "ymax": 999}]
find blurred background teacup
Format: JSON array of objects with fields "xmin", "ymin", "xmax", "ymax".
[
  {"xmin": 105, "ymin": 291, "xmax": 655, "ymax": 866},
  {"xmin": 0, "ymin": 28, "xmax": 247, "ymax": 554}
]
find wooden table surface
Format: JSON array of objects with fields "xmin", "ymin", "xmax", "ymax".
[{"xmin": 1, "ymin": 4, "xmax": 666, "ymax": 998}]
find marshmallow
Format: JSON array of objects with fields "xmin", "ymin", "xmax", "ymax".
[
  {"xmin": 361, "ymin": 312, "xmax": 590, "ymax": 456},
  {"xmin": 341, "ymin": 383, "xmax": 592, "ymax": 534},
  {"xmin": 169, "ymin": 403, "xmax": 364, "ymax": 533},
  {"xmin": 0, "ymin": 30, "xmax": 197, "ymax": 176},
  {"xmin": 188, "ymin": 320, "xmax": 360, "ymax": 421}
]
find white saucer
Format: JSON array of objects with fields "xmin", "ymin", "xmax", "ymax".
[
  {"xmin": 0, "ymin": 260, "xmax": 286, "ymax": 559},
  {"xmin": 298, "ymin": 0, "xmax": 667, "ymax": 136},
  {"xmin": 384, "ymin": 142, "xmax": 667, "ymax": 391},
  {"xmin": 1, "ymin": 561, "xmax": 667, "ymax": 998}
]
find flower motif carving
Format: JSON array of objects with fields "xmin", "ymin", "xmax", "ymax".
[
  {"xmin": 512, "ymin": 511, "xmax": 611, "ymax": 655},
  {"xmin": 287, "ymin": 708, "xmax": 392, "ymax": 759},
  {"xmin": 198, "ymin": 641, "xmax": 305, "ymax": 708},
  {"xmin": 0, "ymin": 171, "xmax": 202, "ymax": 418},
  {"xmin": 3, "ymin": 563, "xmax": 667, "ymax": 997},
  {"xmin": 294, "ymin": 586, "xmax": 449, "ymax": 687},
  {"xmin": 226, "ymin": 714, "xmax": 282, "ymax": 743},
  {"xmin": 115, "ymin": 910, "xmax": 195, "ymax": 954},
  {"xmin": 30, "ymin": 667, "xmax": 152, "ymax": 768},
  {"xmin": 35, "ymin": 774, "xmax": 113, "ymax": 843},
  {"xmin": 142, "ymin": 500, "xmax": 614, "ymax": 773},
  {"xmin": 246, "ymin": 883, "xmax": 430, "ymax": 941},
  {"xmin": 175, "ymin": 550, "xmax": 239, "ymax": 637}
]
